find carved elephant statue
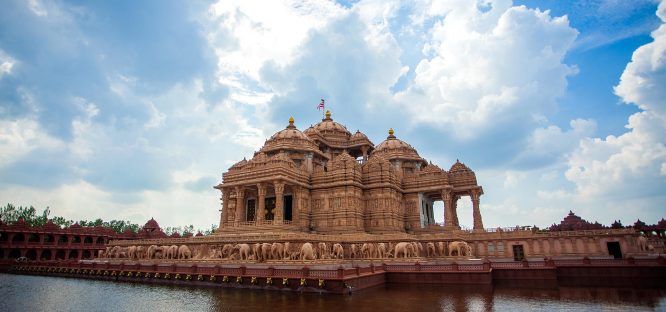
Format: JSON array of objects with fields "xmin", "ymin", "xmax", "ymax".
[
  {"xmin": 300, "ymin": 242, "xmax": 316, "ymax": 260},
  {"xmin": 234, "ymin": 244, "xmax": 251, "ymax": 261},
  {"xmin": 178, "ymin": 245, "xmax": 192, "ymax": 259},
  {"xmin": 426, "ymin": 242, "xmax": 436, "ymax": 257},
  {"xmin": 448, "ymin": 241, "xmax": 472, "ymax": 257},
  {"xmin": 350, "ymin": 244, "xmax": 361, "ymax": 259},
  {"xmin": 284, "ymin": 242, "xmax": 299, "ymax": 260},
  {"xmin": 318, "ymin": 242, "xmax": 329, "ymax": 259},
  {"xmin": 271, "ymin": 242, "xmax": 284, "ymax": 260},
  {"xmin": 377, "ymin": 243, "xmax": 387, "ymax": 259},
  {"xmin": 362, "ymin": 243, "xmax": 376, "ymax": 259},
  {"xmin": 253, "ymin": 243, "xmax": 263, "ymax": 261},
  {"xmin": 437, "ymin": 242, "xmax": 447, "ymax": 256},
  {"xmin": 332, "ymin": 243, "xmax": 344, "ymax": 259},
  {"xmin": 410, "ymin": 242, "xmax": 423, "ymax": 257},
  {"xmin": 127, "ymin": 246, "xmax": 137, "ymax": 259},
  {"xmin": 146, "ymin": 245, "xmax": 161, "ymax": 259},
  {"xmin": 221, "ymin": 244, "xmax": 234, "ymax": 259},
  {"xmin": 136, "ymin": 246, "xmax": 145, "ymax": 259},
  {"xmin": 261, "ymin": 243, "xmax": 272, "ymax": 261},
  {"xmin": 394, "ymin": 242, "xmax": 414, "ymax": 258}
]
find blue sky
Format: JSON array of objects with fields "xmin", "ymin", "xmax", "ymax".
[{"xmin": 1, "ymin": 0, "xmax": 664, "ymax": 230}]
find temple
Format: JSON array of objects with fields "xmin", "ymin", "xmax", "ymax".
[{"xmin": 215, "ymin": 111, "xmax": 483, "ymax": 234}]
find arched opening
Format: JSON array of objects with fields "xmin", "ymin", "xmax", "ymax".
[
  {"xmin": 9, "ymin": 249, "xmax": 21, "ymax": 259},
  {"xmin": 55, "ymin": 250, "xmax": 66, "ymax": 260},
  {"xmin": 0, "ymin": 249, "xmax": 5, "ymax": 259},
  {"xmin": 71, "ymin": 236, "xmax": 81, "ymax": 244},
  {"xmin": 83, "ymin": 236, "xmax": 93, "ymax": 244},
  {"xmin": 40, "ymin": 249, "xmax": 52, "ymax": 261},
  {"xmin": 12, "ymin": 233, "xmax": 25, "ymax": 243},
  {"xmin": 0, "ymin": 232, "xmax": 8, "ymax": 242},
  {"xmin": 82, "ymin": 250, "xmax": 92, "ymax": 259},
  {"xmin": 96, "ymin": 237, "xmax": 105, "ymax": 245},
  {"xmin": 68, "ymin": 250, "xmax": 79, "ymax": 259},
  {"xmin": 28, "ymin": 233, "xmax": 40, "ymax": 243},
  {"xmin": 44, "ymin": 234, "xmax": 55, "ymax": 244},
  {"xmin": 58, "ymin": 235, "xmax": 68, "ymax": 244},
  {"xmin": 25, "ymin": 249, "xmax": 37, "ymax": 261}
]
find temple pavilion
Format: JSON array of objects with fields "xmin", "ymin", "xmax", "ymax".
[{"xmin": 215, "ymin": 111, "xmax": 484, "ymax": 234}]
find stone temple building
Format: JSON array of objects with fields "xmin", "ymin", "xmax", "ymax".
[{"xmin": 215, "ymin": 111, "xmax": 484, "ymax": 234}]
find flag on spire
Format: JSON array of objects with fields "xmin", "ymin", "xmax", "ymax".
[{"xmin": 317, "ymin": 99, "xmax": 325, "ymax": 110}]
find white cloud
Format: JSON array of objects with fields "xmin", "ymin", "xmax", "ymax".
[
  {"xmin": 394, "ymin": 2, "xmax": 578, "ymax": 139},
  {"xmin": 566, "ymin": 1, "xmax": 666, "ymax": 199},
  {"xmin": 28, "ymin": 0, "xmax": 48, "ymax": 17},
  {"xmin": 0, "ymin": 49, "xmax": 16, "ymax": 78},
  {"xmin": 0, "ymin": 118, "xmax": 63, "ymax": 167}
]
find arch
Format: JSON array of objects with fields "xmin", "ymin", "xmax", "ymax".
[
  {"xmin": 96, "ymin": 237, "xmax": 105, "ymax": 245},
  {"xmin": 12, "ymin": 233, "xmax": 25, "ymax": 243},
  {"xmin": 82, "ymin": 250, "xmax": 92, "ymax": 259},
  {"xmin": 0, "ymin": 249, "xmax": 4, "ymax": 259},
  {"xmin": 9, "ymin": 249, "xmax": 21, "ymax": 259},
  {"xmin": 40, "ymin": 249, "xmax": 52, "ymax": 261},
  {"xmin": 44, "ymin": 234, "xmax": 55, "ymax": 244},
  {"xmin": 58, "ymin": 235, "xmax": 68, "ymax": 244},
  {"xmin": 68, "ymin": 250, "xmax": 79, "ymax": 259},
  {"xmin": 83, "ymin": 236, "xmax": 93, "ymax": 244},
  {"xmin": 55, "ymin": 250, "xmax": 66, "ymax": 260},
  {"xmin": 28, "ymin": 233, "xmax": 40, "ymax": 243},
  {"xmin": 25, "ymin": 249, "xmax": 37, "ymax": 261},
  {"xmin": 0, "ymin": 232, "xmax": 8, "ymax": 242},
  {"xmin": 71, "ymin": 236, "xmax": 81, "ymax": 244}
]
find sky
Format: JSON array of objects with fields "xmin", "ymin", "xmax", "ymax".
[{"xmin": 0, "ymin": 0, "xmax": 664, "ymax": 231}]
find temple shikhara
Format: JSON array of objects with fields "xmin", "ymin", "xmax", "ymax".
[
  {"xmin": 215, "ymin": 111, "xmax": 484, "ymax": 234},
  {"xmin": 4, "ymin": 110, "xmax": 665, "ymax": 293}
]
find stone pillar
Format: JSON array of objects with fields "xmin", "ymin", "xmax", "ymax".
[
  {"xmin": 305, "ymin": 152, "xmax": 313, "ymax": 172},
  {"xmin": 452, "ymin": 195, "xmax": 460, "ymax": 227},
  {"xmin": 442, "ymin": 188, "xmax": 455, "ymax": 230},
  {"xmin": 235, "ymin": 186, "xmax": 245, "ymax": 223},
  {"xmin": 471, "ymin": 189, "xmax": 484, "ymax": 231},
  {"xmin": 274, "ymin": 181, "xmax": 284, "ymax": 222},
  {"xmin": 256, "ymin": 183, "xmax": 266, "ymax": 223},
  {"xmin": 361, "ymin": 146, "xmax": 368, "ymax": 161},
  {"xmin": 219, "ymin": 188, "xmax": 230, "ymax": 228}
]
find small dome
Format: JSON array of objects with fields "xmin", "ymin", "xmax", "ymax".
[
  {"xmin": 373, "ymin": 128, "xmax": 423, "ymax": 162},
  {"xmin": 260, "ymin": 117, "xmax": 322, "ymax": 156},
  {"xmin": 351, "ymin": 130, "xmax": 368, "ymax": 140},
  {"xmin": 449, "ymin": 159, "xmax": 472, "ymax": 173},
  {"xmin": 143, "ymin": 218, "xmax": 160, "ymax": 230},
  {"xmin": 313, "ymin": 110, "xmax": 351, "ymax": 137}
]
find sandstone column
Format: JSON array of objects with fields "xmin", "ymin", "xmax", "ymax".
[
  {"xmin": 235, "ymin": 186, "xmax": 245, "ymax": 223},
  {"xmin": 257, "ymin": 183, "xmax": 266, "ymax": 223},
  {"xmin": 442, "ymin": 188, "xmax": 455, "ymax": 230},
  {"xmin": 471, "ymin": 189, "xmax": 484, "ymax": 231},
  {"xmin": 452, "ymin": 195, "xmax": 460, "ymax": 227},
  {"xmin": 219, "ymin": 188, "xmax": 230, "ymax": 228},
  {"xmin": 274, "ymin": 181, "xmax": 285, "ymax": 222}
]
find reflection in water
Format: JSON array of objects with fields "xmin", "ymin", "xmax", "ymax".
[{"xmin": 1, "ymin": 274, "xmax": 665, "ymax": 312}]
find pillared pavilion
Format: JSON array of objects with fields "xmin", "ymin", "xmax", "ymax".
[{"xmin": 215, "ymin": 111, "xmax": 484, "ymax": 234}]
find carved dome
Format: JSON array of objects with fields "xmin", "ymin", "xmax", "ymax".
[
  {"xmin": 372, "ymin": 128, "xmax": 425, "ymax": 163},
  {"xmin": 309, "ymin": 111, "xmax": 352, "ymax": 147},
  {"xmin": 143, "ymin": 218, "xmax": 160, "ymax": 231},
  {"xmin": 449, "ymin": 159, "xmax": 473, "ymax": 173},
  {"xmin": 260, "ymin": 117, "xmax": 322, "ymax": 156}
]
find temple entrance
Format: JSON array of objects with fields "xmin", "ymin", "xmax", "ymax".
[
  {"xmin": 512, "ymin": 245, "xmax": 525, "ymax": 261},
  {"xmin": 265, "ymin": 197, "xmax": 276, "ymax": 221},
  {"xmin": 283, "ymin": 195, "xmax": 293, "ymax": 221},
  {"xmin": 246, "ymin": 199, "xmax": 256, "ymax": 221},
  {"xmin": 607, "ymin": 242, "xmax": 622, "ymax": 259}
]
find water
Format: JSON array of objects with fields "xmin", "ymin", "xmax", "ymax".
[{"xmin": 1, "ymin": 274, "xmax": 665, "ymax": 312}]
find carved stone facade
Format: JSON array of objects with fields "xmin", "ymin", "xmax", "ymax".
[{"xmin": 215, "ymin": 111, "xmax": 484, "ymax": 234}]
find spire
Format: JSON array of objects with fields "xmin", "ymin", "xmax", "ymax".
[
  {"xmin": 388, "ymin": 128, "xmax": 395, "ymax": 139},
  {"xmin": 287, "ymin": 116, "xmax": 296, "ymax": 129},
  {"xmin": 324, "ymin": 110, "xmax": 332, "ymax": 120}
]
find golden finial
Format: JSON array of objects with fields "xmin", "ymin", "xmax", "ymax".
[
  {"xmin": 289, "ymin": 116, "xmax": 294, "ymax": 124},
  {"xmin": 325, "ymin": 110, "xmax": 331, "ymax": 119},
  {"xmin": 388, "ymin": 128, "xmax": 394, "ymax": 135}
]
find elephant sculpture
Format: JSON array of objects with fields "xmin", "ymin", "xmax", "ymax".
[
  {"xmin": 127, "ymin": 246, "xmax": 137, "ymax": 259},
  {"xmin": 136, "ymin": 246, "xmax": 145, "ymax": 259},
  {"xmin": 377, "ymin": 243, "xmax": 387, "ymax": 259},
  {"xmin": 253, "ymin": 243, "xmax": 263, "ymax": 261},
  {"xmin": 426, "ymin": 242, "xmax": 436, "ymax": 257},
  {"xmin": 178, "ymin": 245, "xmax": 192, "ymax": 259},
  {"xmin": 448, "ymin": 241, "xmax": 472, "ymax": 257},
  {"xmin": 350, "ymin": 244, "xmax": 361, "ymax": 259},
  {"xmin": 284, "ymin": 242, "xmax": 299, "ymax": 260},
  {"xmin": 261, "ymin": 243, "xmax": 272, "ymax": 261},
  {"xmin": 271, "ymin": 243, "xmax": 284, "ymax": 260},
  {"xmin": 221, "ymin": 244, "xmax": 234, "ymax": 259},
  {"xmin": 437, "ymin": 242, "xmax": 447, "ymax": 256},
  {"xmin": 300, "ymin": 242, "xmax": 316, "ymax": 260},
  {"xmin": 318, "ymin": 242, "xmax": 329, "ymax": 259},
  {"xmin": 332, "ymin": 243, "xmax": 344, "ymax": 259},
  {"xmin": 234, "ymin": 244, "xmax": 251, "ymax": 261},
  {"xmin": 362, "ymin": 243, "xmax": 377, "ymax": 258},
  {"xmin": 146, "ymin": 245, "xmax": 161, "ymax": 259},
  {"xmin": 394, "ymin": 242, "xmax": 415, "ymax": 258}
]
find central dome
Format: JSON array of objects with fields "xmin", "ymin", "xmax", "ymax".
[
  {"xmin": 260, "ymin": 117, "xmax": 322, "ymax": 156},
  {"xmin": 312, "ymin": 110, "xmax": 351, "ymax": 139},
  {"xmin": 372, "ymin": 128, "xmax": 425, "ymax": 163}
]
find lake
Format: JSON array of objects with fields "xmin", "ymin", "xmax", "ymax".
[{"xmin": 1, "ymin": 273, "xmax": 664, "ymax": 311}]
